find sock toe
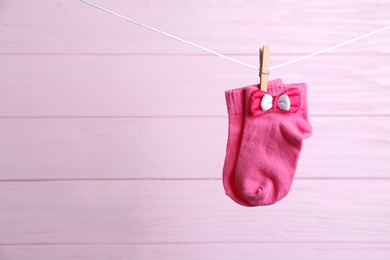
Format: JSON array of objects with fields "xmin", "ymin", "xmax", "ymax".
[{"xmin": 240, "ymin": 176, "xmax": 277, "ymax": 206}]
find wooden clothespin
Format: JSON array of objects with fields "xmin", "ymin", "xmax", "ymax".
[{"xmin": 259, "ymin": 45, "xmax": 270, "ymax": 92}]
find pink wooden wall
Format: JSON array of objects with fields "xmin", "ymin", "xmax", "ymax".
[{"xmin": 1, "ymin": 0, "xmax": 390, "ymax": 259}]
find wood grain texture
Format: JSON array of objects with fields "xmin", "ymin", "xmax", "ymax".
[
  {"xmin": 1, "ymin": 244, "xmax": 389, "ymax": 260},
  {"xmin": 0, "ymin": 180, "xmax": 389, "ymax": 244},
  {"xmin": 1, "ymin": 116, "xmax": 390, "ymax": 180},
  {"xmin": 1, "ymin": 55, "xmax": 389, "ymax": 117},
  {"xmin": 1, "ymin": 0, "xmax": 389, "ymax": 54}
]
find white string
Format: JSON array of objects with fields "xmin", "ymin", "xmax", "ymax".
[
  {"xmin": 80, "ymin": 0, "xmax": 258, "ymax": 69},
  {"xmin": 271, "ymin": 25, "xmax": 390, "ymax": 69},
  {"xmin": 81, "ymin": 0, "xmax": 389, "ymax": 71}
]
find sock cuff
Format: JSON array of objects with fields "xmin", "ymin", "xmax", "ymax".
[
  {"xmin": 278, "ymin": 83, "xmax": 308, "ymax": 113},
  {"xmin": 264, "ymin": 79, "xmax": 309, "ymax": 113},
  {"xmin": 225, "ymin": 79, "xmax": 286, "ymax": 115},
  {"xmin": 225, "ymin": 88, "xmax": 246, "ymax": 115}
]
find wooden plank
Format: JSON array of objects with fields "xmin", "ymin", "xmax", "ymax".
[
  {"xmin": 1, "ymin": 243, "xmax": 389, "ymax": 260},
  {"xmin": 0, "ymin": 116, "xmax": 389, "ymax": 180},
  {"xmin": 1, "ymin": 0, "xmax": 389, "ymax": 54},
  {"xmin": 1, "ymin": 1, "xmax": 388, "ymax": 260},
  {"xmin": 0, "ymin": 55, "xmax": 389, "ymax": 117},
  {"xmin": 0, "ymin": 180, "xmax": 389, "ymax": 244}
]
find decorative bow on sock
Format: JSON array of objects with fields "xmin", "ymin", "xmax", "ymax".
[{"xmin": 250, "ymin": 88, "xmax": 300, "ymax": 116}]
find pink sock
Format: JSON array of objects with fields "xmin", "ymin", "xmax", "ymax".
[
  {"xmin": 222, "ymin": 87, "xmax": 248, "ymax": 206},
  {"xmin": 223, "ymin": 79, "xmax": 312, "ymax": 206},
  {"xmin": 222, "ymin": 79, "xmax": 284, "ymax": 206}
]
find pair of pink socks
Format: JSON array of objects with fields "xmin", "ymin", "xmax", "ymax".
[{"xmin": 222, "ymin": 79, "xmax": 312, "ymax": 206}]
